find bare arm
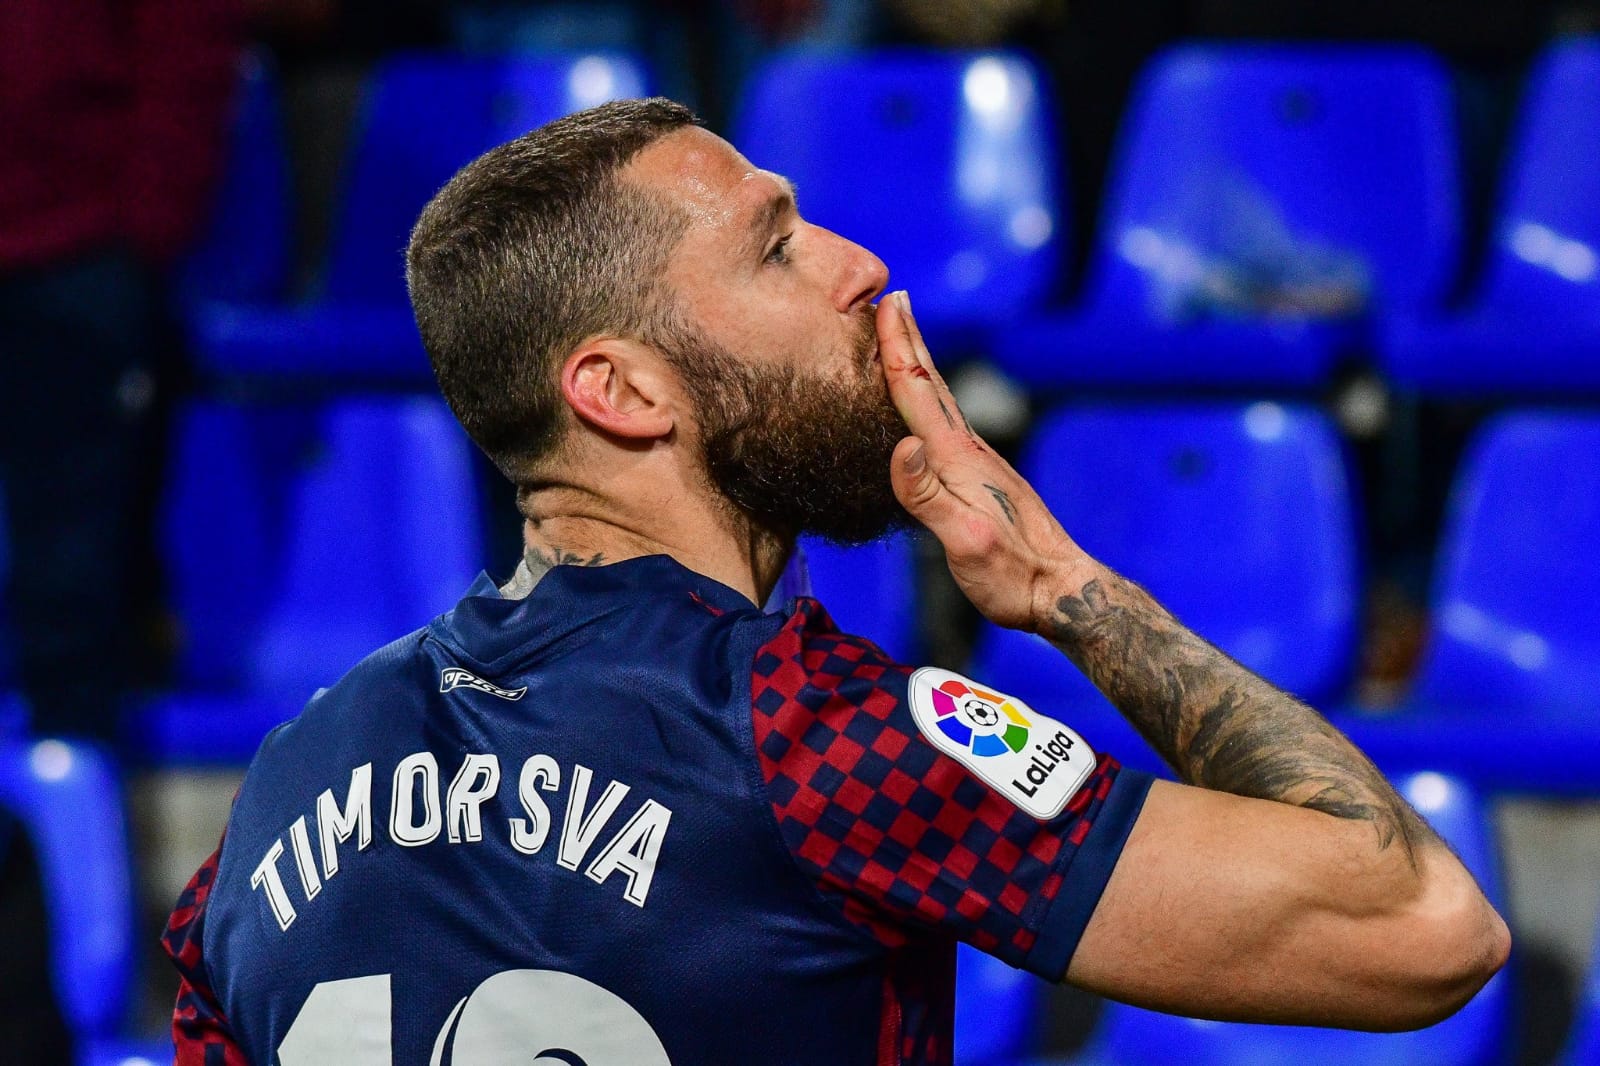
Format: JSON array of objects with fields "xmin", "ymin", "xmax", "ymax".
[{"xmin": 876, "ymin": 291, "xmax": 1509, "ymax": 1030}]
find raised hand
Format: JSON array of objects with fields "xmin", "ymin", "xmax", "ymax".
[{"xmin": 878, "ymin": 290, "xmax": 1091, "ymax": 632}]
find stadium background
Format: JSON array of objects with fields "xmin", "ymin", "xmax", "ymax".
[{"xmin": 3, "ymin": 0, "xmax": 1600, "ymax": 1063}]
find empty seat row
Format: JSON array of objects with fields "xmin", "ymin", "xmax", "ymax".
[
  {"xmin": 182, "ymin": 52, "xmax": 648, "ymax": 385},
  {"xmin": 184, "ymin": 39, "xmax": 1600, "ymax": 395},
  {"xmin": 121, "ymin": 394, "xmax": 1599, "ymax": 794},
  {"xmin": 973, "ymin": 403, "xmax": 1600, "ymax": 795}
]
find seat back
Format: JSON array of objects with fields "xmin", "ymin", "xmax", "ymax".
[
  {"xmin": 1478, "ymin": 38, "xmax": 1600, "ymax": 314},
  {"xmin": 0, "ymin": 740, "xmax": 133, "ymax": 1040},
  {"xmin": 178, "ymin": 50, "xmax": 293, "ymax": 306},
  {"xmin": 1415, "ymin": 412, "xmax": 1600, "ymax": 713},
  {"xmin": 1087, "ymin": 772, "xmax": 1510, "ymax": 1066},
  {"xmin": 1090, "ymin": 45, "xmax": 1458, "ymax": 321},
  {"xmin": 162, "ymin": 397, "xmax": 483, "ymax": 701},
  {"xmin": 734, "ymin": 50, "xmax": 1062, "ymax": 325},
  {"xmin": 325, "ymin": 52, "xmax": 648, "ymax": 305},
  {"xmin": 954, "ymin": 942, "xmax": 1044, "ymax": 1065},
  {"xmin": 973, "ymin": 404, "xmax": 1358, "ymax": 728},
  {"xmin": 799, "ymin": 533, "xmax": 920, "ymax": 664}
]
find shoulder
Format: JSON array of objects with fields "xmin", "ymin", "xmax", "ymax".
[{"xmin": 752, "ymin": 597, "xmax": 906, "ymax": 699}]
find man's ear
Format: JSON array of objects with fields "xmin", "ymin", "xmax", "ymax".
[{"xmin": 559, "ymin": 337, "xmax": 678, "ymax": 442}]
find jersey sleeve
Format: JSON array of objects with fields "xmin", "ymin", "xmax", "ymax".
[
  {"xmin": 750, "ymin": 600, "xmax": 1154, "ymax": 981},
  {"xmin": 163, "ymin": 843, "xmax": 249, "ymax": 1065}
]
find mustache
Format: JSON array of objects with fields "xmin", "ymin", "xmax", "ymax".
[{"xmin": 851, "ymin": 307, "xmax": 880, "ymax": 369}]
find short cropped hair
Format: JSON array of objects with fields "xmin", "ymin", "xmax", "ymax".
[{"xmin": 407, "ymin": 98, "xmax": 698, "ymax": 483}]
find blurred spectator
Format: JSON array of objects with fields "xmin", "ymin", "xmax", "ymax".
[
  {"xmin": 885, "ymin": 0, "xmax": 1064, "ymax": 45},
  {"xmin": 0, "ymin": 0, "xmax": 241, "ymax": 742},
  {"xmin": 0, "ymin": 3, "xmax": 240, "ymax": 1060},
  {"xmin": 445, "ymin": 0, "xmax": 879, "ymax": 127}
]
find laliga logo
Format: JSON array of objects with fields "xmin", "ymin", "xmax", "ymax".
[
  {"xmin": 909, "ymin": 668, "xmax": 1098, "ymax": 820},
  {"xmin": 928, "ymin": 678, "xmax": 1031, "ymax": 757}
]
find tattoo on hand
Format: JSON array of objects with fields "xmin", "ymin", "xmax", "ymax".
[
  {"xmin": 1048, "ymin": 575, "xmax": 1432, "ymax": 863},
  {"xmin": 984, "ymin": 483, "xmax": 1018, "ymax": 525}
]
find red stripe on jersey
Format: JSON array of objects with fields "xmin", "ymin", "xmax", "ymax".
[{"xmin": 164, "ymin": 842, "xmax": 249, "ymax": 1064}]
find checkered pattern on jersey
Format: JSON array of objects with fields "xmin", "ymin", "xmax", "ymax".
[
  {"xmin": 751, "ymin": 599, "xmax": 1126, "ymax": 971},
  {"xmin": 165, "ymin": 844, "xmax": 249, "ymax": 1065}
]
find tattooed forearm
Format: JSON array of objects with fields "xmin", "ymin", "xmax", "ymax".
[
  {"xmin": 984, "ymin": 484, "xmax": 1018, "ymax": 525},
  {"xmin": 1048, "ymin": 572, "xmax": 1434, "ymax": 862}
]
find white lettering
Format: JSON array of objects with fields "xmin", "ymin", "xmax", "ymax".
[
  {"xmin": 390, "ymin": 752, "xmax": 442, "ymax": 847},
  {"xmin": 556, "ymin": 764, "xmax": 629, "ymax": 872},
  {"xmin": 585, "ymin": 800, "xmax": 673, "ymax": 907},
  {"xmin": 288, "ymin": 816, "xmax": 321, "ymax": 901},
  {"xmin": 251, "ymin": 838, "xmax": 297, "ymax": 931},
  {"xmin": 316, "ymin": 763, "xmax": 373, "ymax": 880},
  {"xmin": 268, "ymin": 752, "xmax": 676, "ymax": 930},
  {"xmin": 509, "ymin": 754, "xmax": 561, "ymax": 856},
  {"xmin": 446, "ymin": 753, "xmax": 501, "ymax": 844}
]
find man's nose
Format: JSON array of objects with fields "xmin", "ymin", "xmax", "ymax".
[{"xmin": 835, "ymin": 235, "xmax": 889, "ymax": 313}]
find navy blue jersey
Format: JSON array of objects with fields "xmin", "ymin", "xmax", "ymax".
[{"xmin": 165, "ymin": 555, "xmax": 1152, "ymax": 1065}]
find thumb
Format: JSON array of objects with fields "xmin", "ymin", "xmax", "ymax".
[{"xmin": 890, "ymin": 436, "xmax": 956, "ymax": 526}]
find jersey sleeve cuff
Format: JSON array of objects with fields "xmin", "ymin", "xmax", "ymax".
[{"xmin": 1025, "ymin": 767, "xmax": 1156, "ymax": 981}]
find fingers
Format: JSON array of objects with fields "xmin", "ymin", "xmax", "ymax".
[
  {"xmin": 877, "ymin": 291, "xmax": 970, "ymax": 444},
  {"xmin": 897, "ymin": 292, "xmax": 952, "ymax": 393},
  {"xmin": 889, "ymin": 435, "xmax": 962, "ymax": 529}
]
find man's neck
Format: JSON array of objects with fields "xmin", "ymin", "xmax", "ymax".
[{"xmin": 509, "ymin": 500, "xmax": 791, "ymax": 606}]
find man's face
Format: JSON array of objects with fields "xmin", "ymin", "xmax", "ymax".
[{"xmin": 626, "ymin": 127, "xmax": 909, "ymax": 544}]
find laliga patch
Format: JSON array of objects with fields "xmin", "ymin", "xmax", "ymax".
[
  {"xmin": 440, "ymin": 667, "xmax": 527, "ymax": 701},
  {"xmin": 908, "ymin": 667, "xmax": 1097, "ymax": 820}
]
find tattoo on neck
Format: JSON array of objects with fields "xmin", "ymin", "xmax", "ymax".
[
  {"xmin": 500, "ymin": 546, "xmax": 608, "ymax": 599},
  {"xmin": 1047, "ymin": 573, "xmax": 1432, "ymax": 864},
  {"xmin": 526, "ymin": 546, "xmax": 606, "ymax": 571}
]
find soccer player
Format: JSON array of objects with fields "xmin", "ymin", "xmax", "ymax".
[{"xmin": 164, "ymin": 100, "xmax": 1508, "ymax": 1064}]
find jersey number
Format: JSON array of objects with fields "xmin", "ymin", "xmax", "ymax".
[{"xmin": 278, "ymin": 969, "xmax": 672, "ymax": 1065}]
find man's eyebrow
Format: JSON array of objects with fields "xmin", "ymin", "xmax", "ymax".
[{"xmin": 743, "ymin": 175, "xmax": 799, "ymax": 257}]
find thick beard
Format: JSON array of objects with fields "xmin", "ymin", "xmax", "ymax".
[{"xmin": 660, "ymin": 310, "xmax": 913, "ymax": 545}]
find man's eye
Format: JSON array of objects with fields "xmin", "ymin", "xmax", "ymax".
[{"xmin": 764, "ymin": 234, "xmax": 793, "ymax": 265}]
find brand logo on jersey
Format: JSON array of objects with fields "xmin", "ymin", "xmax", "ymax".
[
  {"xmin": 439, "ymin": 667, "xmax": 527, "ymax": 701},
  {"xmin": 908, "ymin": 667, "xmax": 1097, "ymax": 819}
]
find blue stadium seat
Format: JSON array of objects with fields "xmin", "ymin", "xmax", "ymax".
[
  {"xmin": 82, "ymin": 1043, "xmax": 175, "ymax": 1066},
  {"xmin": 0, "ymin": 739, "xmax": 135, "ymax": 1047},
  {"xmin": 955, "ymin": 943, "xmax": 1045, "ymax": 1065},
  {"xmin": 177, "ymin": 50, "xmax": 292, "ymax": 310},
  {"xmin": 127, "ymin": 397, "xmax": 483, "ymax": 764},
  {"xmin": 188, "ymin": 52, "xmax": 647, "ymax": 383},
  {"xmin": 734, "ymin": 50, "xmax": 1063, "ymax": 352},
  {"xmin": 1078, "ymin": 772, "xmax": 1510, "ymax": 1066},
  {"xmin": 1335, "ymin": 412, "xmax": 1600, "ymax": 794},
  {"xmin": 1380, "ymin": 37, "xmax": 1600, "ymax": 394},
  {"xmin": 971, "ymin": 403, "xmax": 1359, "ymax": 776},
  {"xmin": 800, "ymin": 533, "xmax": 920, "ymax": 663},
  {"xmin": 996, "ymin": 45, "xmax": 1459, "ymax": 390}
]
